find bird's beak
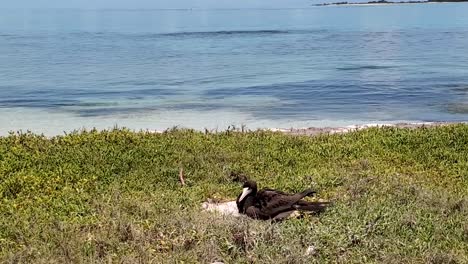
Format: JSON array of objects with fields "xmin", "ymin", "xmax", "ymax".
[{"xmin": 239, "ymin": 187, "xmax": 252, "ymax": 202}]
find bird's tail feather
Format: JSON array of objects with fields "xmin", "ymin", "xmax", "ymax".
[{"xmin": 293, "ymin": 201, "xmax": 330, "ymax": 213}]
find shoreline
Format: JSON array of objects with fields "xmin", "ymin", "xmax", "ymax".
[
  {"xmin": 270, "ymin": 121, "xmax": 465, "ymax": 136},
  {"xmin": 144, "ymin": 121, "xmax": 465, "ymax": 136},
  {"xmin": 4, "ymin": 121, "xmax": 464, "ymax": 137}
]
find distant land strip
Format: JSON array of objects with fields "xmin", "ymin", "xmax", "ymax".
[{"xmin": 314, "ymin": 0, "xmax": 468, "ymax": 6}]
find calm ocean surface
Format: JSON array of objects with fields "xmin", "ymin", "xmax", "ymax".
[{"xmin": 1, "ymin": 5, "xmax": 468, "ymax": 135}]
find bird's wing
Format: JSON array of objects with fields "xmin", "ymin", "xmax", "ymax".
[
  {"xmin": 258, "ymin": 188, "xmax": 316, "ymax": 200},
  {"xmin": 255, "ymin": 190, "xmax": 312, "ymax": 218},
  {"xmin": 245, "ymin": 206, "xmax": 276, "ymax": 220},
  {"xmin": 261, "ymin": 188, "xmax": 291, "ymax": 196}
]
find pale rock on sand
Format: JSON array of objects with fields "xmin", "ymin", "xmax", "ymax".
[{"xmin": 201, "ymin": 200, "xmax": 240, "ymax": 217}]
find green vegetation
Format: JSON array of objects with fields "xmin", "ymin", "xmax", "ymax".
[{"xmin": 0, "ymin": 125, "xmax": 467, "ymax": 263}]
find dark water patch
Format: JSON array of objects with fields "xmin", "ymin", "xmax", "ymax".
[
  {"xmin": 129, "ymin": 29, "xmax": 328, "ymax": 40},
  {"xmin": 73, "ymin": 104, "xmax": 224, "ymax": 117},
  {"xmin": 13, "ymin": 86, "xmax": 177, "ymax": 99},
  {"xmin": 205, "ymin": 80, "xmax": 396, "ymax": 101},
  {"xmin": 336, "ymin": 65, "xmax": 397, "ymax": 71},
  {"xmin": 201, "ymin": 77, "xmax": 467, "ymax": 119},
  {"xmin": 0, "ymin": 34, "xmax": 52, "ymax": 41},
  {"xmin": 0, "ymin": 98, "xmax": 79, "ymax": 109},
  {"xmin": 164, "ymin": 103, "xmax": 225, "ymax": 112},
  {"xmin": 446, "ymin": 103, "xmax": 468, "ymax": 114},
  {"xmin": 159, "ymin": 30, "xmax": 289, "ymax": 37},
  {"xmin": 445, "ymin": 84, "xmax": 468, "ymax": 93},
  {"xmin": 0, "ymin": 86, "xmax": 179, "ymax": 111},
  {"xmin": 66, "ymin": 30, "xmax": 291, "ymax": 41},
  {"xmin": 73, "ymin": 106, "xmax": 153, "ymax": 117},
  {"xmin": 74, "ymin": 102, "xmax": 120, "ymax": 107},
  {"xmin": 107, "ymin": 80, "xmax": 163, "ymax": 86},
  {"xmin": 16, "ymin": 29, "xmax": 333, "ymax": 43},
  {"xmin": 63, "ymin": 87, "xmax": 179, "ymax": 98}
]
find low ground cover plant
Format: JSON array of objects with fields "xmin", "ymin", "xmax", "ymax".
[{"xmin": 0, "ymin": 125, "xmax": 467, "ymax": 263}]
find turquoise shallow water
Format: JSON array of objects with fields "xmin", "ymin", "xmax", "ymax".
[{"xmin": 1, "ymin": 5, "xmax": 468, "ymax": 135}]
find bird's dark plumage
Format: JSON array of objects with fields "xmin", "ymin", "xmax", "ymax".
[{"xmin": 236, "ymin": 180, "xmax": 328, "ymax": 220}]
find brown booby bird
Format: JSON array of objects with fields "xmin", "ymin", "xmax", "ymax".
[{"xmin": 236, "ymin": 180, "xmax": 329, "ymax": 220}]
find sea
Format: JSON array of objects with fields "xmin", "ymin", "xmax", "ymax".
[{"xmin": 1, "ymin": 4, "xmax": 468, "ymax": 135}]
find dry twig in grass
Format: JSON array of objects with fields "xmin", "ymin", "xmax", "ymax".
[{"xmin": 179, "ymin": 167, "xmax": 185, "ymax": 186}]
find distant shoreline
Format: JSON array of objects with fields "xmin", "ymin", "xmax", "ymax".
[{"xmin": 314, "ymin": 0, "xmax": 468, "ymax": 7}]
